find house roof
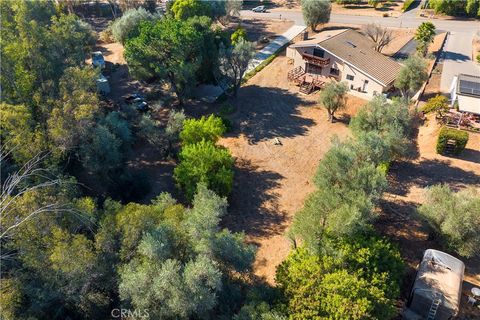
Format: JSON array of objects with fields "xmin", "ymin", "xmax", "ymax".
[
  {"xmin": 318, "ymin": 29, "xmax": 401, "ymax": 86},
  {"xmin": 457, "ymin": 74, "xmax": 480, "ymax": 97},
  {"xmin": 291, "ymin": 29, "xmax": 402, "ymax": 86}
]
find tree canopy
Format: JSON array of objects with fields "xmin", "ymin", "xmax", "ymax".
[
  {"xmin": 301, "ymin": 0, "xmax": 332, "ymax": 32},
  {"xmin": 394, "ymin": 55, "xmax": 428, "ymax": 99}
]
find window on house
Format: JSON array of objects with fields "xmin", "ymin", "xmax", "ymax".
[
  {"xmin": 346, "ymin": 74, "xmax": 354, "ymax": 81},
  {"xmin": 330, "ymin": 68, "xmax": 340, "ymax": 76},
  {"xmin": 313, "ymin": 47, "xmax": 325, "ymax": 58}
]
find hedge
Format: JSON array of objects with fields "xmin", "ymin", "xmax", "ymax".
[
  {"xmin": 402, "ymin": 0, "xmax": 415, "ymax": 12},
  {"xmin": 436, "ymin": 127, "xmax": 469, "ymax": 155}
]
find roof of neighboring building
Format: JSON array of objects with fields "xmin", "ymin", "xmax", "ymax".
[
  {"xmin": 289, "ymin": 29, "xmax": 348, "ymax": 48},
  {"xmin": 457, "ymin": 74, "xmax": 480, "ymax": 97},
  {"xmin": 290, "ymin": 29, "xmax": 402, "ymax": 86}
]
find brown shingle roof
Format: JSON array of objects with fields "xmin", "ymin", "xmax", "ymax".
[{"xmin": 317, "ymin": 29, "xmax": 401, "ymax": 86}]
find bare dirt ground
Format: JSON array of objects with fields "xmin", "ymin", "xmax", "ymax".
[
  {"xmin": 228, "ymin": 17, "xmax": 294, "ymax": 50},
  {"xmin": 269, "ymin": 0, "xmax": 405, "ymax": 17},
  {"xmin": 377, "ymin": 114, "xmax": 480, "ymax": 317},
  {"xmin": 219, "ymin": 54, "xmax": 367, "ymax": 284}
]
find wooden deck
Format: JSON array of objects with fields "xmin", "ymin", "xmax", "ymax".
[{"xmin": 287, "ymin": 66, "xmax": 329, "ymax": 94}]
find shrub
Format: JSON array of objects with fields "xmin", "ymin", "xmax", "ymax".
[
  {"xmin": 422, "ymin": 94, "xmax": 449, "ymax": 116},
  {"xmin": 219, "ymin": 103, "xmax": 235, "ymax": 116},
  {"xmin": 180, "ymin": 114, "xmax": 226, "ymax": 145},
  {"xmin": 476, "ymin": 53, "xmax": 480, "ymax": 63},
  {"xmin": 174, "ymin": 140, "xmax": 234, "ymax": 200},
  {"xmin": 418, "ymin": 185, "xmax": 480, "ymax": 258},
  {"xmin": 436, "ymin": 127, "xmax": 469, "ymax": 155}
]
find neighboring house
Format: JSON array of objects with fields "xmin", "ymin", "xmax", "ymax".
[
  {"xmin": 450, "ymin": 74, "xmax": 480, "ymax": 115},
  {"xmin": 286, "ymin": 29, "xmax": 402, "ymax": 97}
]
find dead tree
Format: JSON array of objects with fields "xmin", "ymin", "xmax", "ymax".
[{"xmin": 363, "ymin": 23, "xmax": 393, "ymax": 53}]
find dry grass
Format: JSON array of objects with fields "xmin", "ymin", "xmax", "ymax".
[{"xmin": 219, "ymin": 54, "xmax": 367, "ymax": 284}]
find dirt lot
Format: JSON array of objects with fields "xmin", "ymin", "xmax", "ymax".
[
  {"xmin": 227, "ymin": 17, "xmax": 294, "ymax": 50},
  {"xmin": 269, "ymin": 0, "xmax": 405, "ymax": 17},
  {"xmin": 219, "ymin": 54, "xmax": 367, "ymax": 284},
  {"xmin": 377, "ymin": 114, "xmax": 480, "ymax": 316}
]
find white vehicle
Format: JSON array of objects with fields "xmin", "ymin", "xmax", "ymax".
[
  {"xmin": 252, "ymin": 5, "xmax": 266, "ymax": 12},
  {"xmin": 91, "ymin": 51, "xmax": 105, "ymax": 69}
]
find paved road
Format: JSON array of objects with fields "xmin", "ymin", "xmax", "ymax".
[
  {"xmin": 241, "ymin": 10, "xmax": 479, "ymax": 33},
  {"xmin": 241, "ymin": 10, "xmax": 480, "ymax": 93}
]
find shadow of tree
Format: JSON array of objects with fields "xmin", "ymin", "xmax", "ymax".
[
  {"xmin": 222, "ymin": 159, "xmax": 287, "ymax": 240},
  {"xmin": 443, "ymin": 51, "xmax": 471, "ymax": 62},
  {"xmin": 230, "ymin": 85, "xmax": 317, "ymax": 144},
  {"xmin": 387, "ymin": 159, "xmax": 480, "ymax": 197}
]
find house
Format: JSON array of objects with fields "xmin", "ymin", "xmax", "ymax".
[
  {"xmin": 450, "ymin": 74, "xmax": 480, "ymax": 115},
  {"xmin": 286, "ymin": 29, "xmax": 402, "ymax": 97},
  {"xmin": 404, "ymin": 249, "xmax": 464, "ymax": 320}
]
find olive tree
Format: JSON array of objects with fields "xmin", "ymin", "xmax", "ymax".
[
  {"xmin": 394, "ymin": 55, "xmax": 428, "ymax": 99},
  {"xmin": 301, "ymin": 0, "xmax": 331, "ymax": 32},
  {"xmin": 218, "ymin": 39, "xmax": 256, "ymax": 97},
  {"xmin": 318, "ymin": 81, "xmax": 349, "ymax": 122},
  {"xmin": 111, "ymin": 7, "xmax": 158, "ymax": 44},
  {"xmin": 418, "ymin": 185, "xmax": 480, "ymax": 258}
]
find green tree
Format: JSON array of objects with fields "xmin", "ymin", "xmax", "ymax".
[
  {"xmin": 318, "ymin": 81, "xmax": 349, "ymax": 122},
  {"xmin": 394, "ymin": 55, "xmax": 428, "ymax": 99},
  {"xmin": 418, "ymin": 185, "xmax": 480, "ymax": 258},
  {"xmin": 350, "ymin": 96, "xmax": 413, "ymax": 159},
  {"xmin": 111, "ymin": 7, "xmax": 157, "ymax": 44},
  {"xmin": 301, "ymin": 0, "xmax": 331, "ymax": 32},
  {"xmin": 171, "ymin": 0, "xmax": 210, "ymax": 20},
  {"xmin": 466, "ymin": 0, "xmax": 480, "ymax": 17},
  {"xmin": 218, "ymin": 39, "xmax": 256, "ymax": 97},
  {"xmin": 276, "ymin": 244, "xmax": 399, "ymax": 320},
  {"xmin": 180, "ymin": 114, "xmax": 226, "ymax": 145},
  {"xmin": 415, "ymin": 21, "xmax": 436, "ymax": 57},
  {"xmin": 174, "ymin": 140, "xmax": 234, "ymax": 200},
  {"xmin": 124, "ymin": 17, "xmax": 213, "ymax": 104}
]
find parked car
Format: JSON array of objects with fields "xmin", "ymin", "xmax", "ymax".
[
  {"xmin": 91, "ymin": 51, "xmax": 105, "ymax": 69},
  {"xmin": 252, "ymin": 5, "xmax": 266, "ymax": 12},
  {"xmin": 124, "ymin": 93, "xmax": 145, "ymax": 103},
  {"xmin": 125, "ymin": 93, "xmax": 149, "ymax": 111}
]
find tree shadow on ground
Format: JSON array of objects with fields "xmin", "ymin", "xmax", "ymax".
[
  {"xmin": 387, "ymin": 159, "xmax": 480, "ymax": 197},
  {"xmin": 443, "ymin": 51, "xmax": 471, "ymax": 62},
  {"xmin": 230, "ymin": 85, "xmax": 317, "ymax": 144},
  {"xmin": 222, "ymin": 159, "xmax": 287, "ymax": 239}
]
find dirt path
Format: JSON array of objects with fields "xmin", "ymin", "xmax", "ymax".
[{"xmin": 219, "ymin": 55, "xmax": 366, "ymax": 283}]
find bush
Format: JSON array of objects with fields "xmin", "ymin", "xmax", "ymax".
[
  {"xmin": 436, "ymin": 127, "xmax": 469, "ymax": 155},
  {"xmin": 174, "ymin": 140, "xmax": 234, "ymax": 200},
  {"xmin": 476, "ymin": 53, "xmax": 480, "ymax": 63},
  {"xmin": 418, "ymin": 185, "xmax": 480, "ymax": 258},
  {"xmin": 180, "ymin": 114, "xmax": 226, "ymax": 145},
  {"xmin": 219, "ymin": 103, "xmax": 235, "ymax": 116},
  {"xmin": 421, "ymin": 94, "xmax": 449, "ymax": 115}
]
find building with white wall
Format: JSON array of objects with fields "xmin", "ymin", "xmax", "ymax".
[
  {"xmin": 450, "ymin": 74, "xmax": 480, "ymax": 115},
  {"xmin": 286, "ymin": 29, "xmax": 402, "ymax": 97}
]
